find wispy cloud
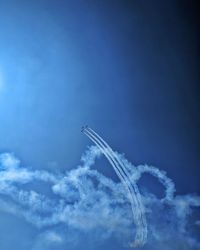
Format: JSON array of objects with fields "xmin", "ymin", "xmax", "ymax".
[
  {"xmin": 32, "ymin": 231, "xmax": 64, "ymax": 250},
  {"xmin": 0, "ymin": 146, "xmax": 199, "ymax": 249}
]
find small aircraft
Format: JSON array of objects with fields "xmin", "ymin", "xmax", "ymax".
[{"xmin": 81, "ymin": 125, "xmax": 89, "ymax": 132}]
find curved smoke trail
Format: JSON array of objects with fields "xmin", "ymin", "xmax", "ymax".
[
  {"xmin": 82, "ymin": 126, "xmax": 147, "ymax": 247},
  {"xmin": 83, "ymin": 130, "xmax": 146, "ymax": 246},
  {"xmin": 0, "ymin": 130, "xmax": 199, "ymax": 249}
]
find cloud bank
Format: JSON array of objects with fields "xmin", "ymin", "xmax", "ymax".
[{"xmin": 0, "ymin": 145, "xmax": 199, "ymax": 249}]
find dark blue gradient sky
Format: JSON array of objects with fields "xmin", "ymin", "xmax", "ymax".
[{"xmin": 0, "ymin": 1, "xmax": 199, "ymax": 249}]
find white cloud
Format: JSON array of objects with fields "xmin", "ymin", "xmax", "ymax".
[
  {"xmin": 32, "ymin": 231, "xmax": 63, "ymax": 250},
  {"xmin": 0, "ymin": 152, "xmax": 20, "ymax": 170},
  {"xmin": 44, "ymin": 231, "xmax": 63, "ymax": 243},
  {"xmin": 0, "ymin": 146, "xmax": 199, "ymax": 249}
]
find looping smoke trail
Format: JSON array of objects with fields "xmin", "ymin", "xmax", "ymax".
[
  {"xmin": 0, "ymin": 130, "xmax": 199, "ymax": 249},
  {"xmin": 117, "ymin": 157, "xmax": 176, "ymax": 202},
  {"xmin": 134, "ymin": 165, "xmax": 175, "ymax": 202},
  {"xmin": 82, "ymin": 126, "xmax": 147, "ymax": 247}
]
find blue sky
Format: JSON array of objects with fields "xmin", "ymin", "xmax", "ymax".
[{"xmin": 0, "ymin": 1, "xmax": 199, "ymax": 249}]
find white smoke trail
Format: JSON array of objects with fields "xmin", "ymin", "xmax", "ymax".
[
  {"xmin": 87, "ymin": 127, "xmax": 148, "ymax": 242},
  {"xmin": 0, "ymin": 132, "xmax": 199, "ymax": 249},
  {"xmin": 82, "ymin": 130, "xmax": 139, "ymax": 225},
  {"xmin": 130, "ymin": 164, "xmax": 175, "ymax": 201},
  {"xmin": 82, "ymin": 128, "xmax": 146, "ymax": 246},
  {"xmin": 82, "ymin": 126, "xmax": 147, "ymax": 247}
]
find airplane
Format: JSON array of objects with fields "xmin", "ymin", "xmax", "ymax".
[{"xmin": 81, "ymin": 125, "xmax": 89, "ymax": 132}]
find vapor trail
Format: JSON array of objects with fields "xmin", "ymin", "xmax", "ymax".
[
  {"xmin": 82, "ymin": 126, "xmax": 147, "ymax": 247},
  {"xmin": 85, "ymin": 128, "xmax": 147, "ymax": 247},
  {"xmin": 87, "ymin": 127, "xmax": 147, "ymax": 231},
  {"xmin": 84, "ymin": 128, "xmax": 147, "ymax": 246}
]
